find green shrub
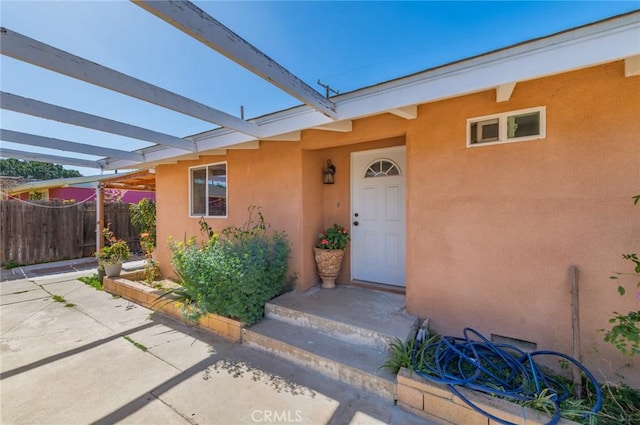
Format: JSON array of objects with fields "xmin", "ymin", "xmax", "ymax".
[{"xmin": 168, "ymin": 206, "xmax": 290, "ymax": 325}]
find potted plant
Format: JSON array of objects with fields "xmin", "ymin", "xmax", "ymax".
[
  {"xmin": 314, "ymin": 224, "xmax": 351, "ymax": 289},
  {"xmin": 96, "ymin": 227, "xmax": 130, "ymax": 277},
  {"xmin": 97, "ymin": 262, "xmax": 106, "ymax": 283}
]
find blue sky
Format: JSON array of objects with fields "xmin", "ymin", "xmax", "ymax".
[{"xmin": 1, "ymin": 1, "xmax": 638, "ymax": 176}]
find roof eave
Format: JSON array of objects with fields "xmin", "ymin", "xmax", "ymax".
[{"xmin": 107, "ymin": 10, "xmax": 640, "ymax": 170}]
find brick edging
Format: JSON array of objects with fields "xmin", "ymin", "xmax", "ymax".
[
  {"xmin": 396, "ymin": 367, "xmax": 580, "ymax": 425},
  {"xmin": 103, "ymin": 273, "xmax": 245, "ymax": 342}
]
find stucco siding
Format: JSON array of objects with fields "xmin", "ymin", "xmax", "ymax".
[
  {"xmin": 155, "ymin": 61, "xmax": 639, "ymax": 385},
  {"xmin": 405, "ymin": 61, "xmax": 639, "ymax": 384}
]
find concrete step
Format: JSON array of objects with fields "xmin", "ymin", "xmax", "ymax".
[
  {"xmin": 122, "ymin": 259, "xmax": 147, "ymax": 272},
  {"xmin": 265, "ymin": 286, "xmax": 418, "ymax": 348},
  {"xmin": 243, "ymin": 318, "xmax": 396, "ymax": 400}
]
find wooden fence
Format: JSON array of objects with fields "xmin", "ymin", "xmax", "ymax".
[{"xmin": 0, "ymin": 200, "xmax": 141, "ymax": 266}]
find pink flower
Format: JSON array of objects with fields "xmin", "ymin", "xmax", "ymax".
[
  {"xmin": 321, "ymin": 239, "xmax": 328, "ymax": 245},
  {"xmin": 343, "ymin": 229, "xmax": 348, "ymax": 234}
]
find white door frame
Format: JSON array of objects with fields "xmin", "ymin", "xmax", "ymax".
[{"xmin": 350, "ymin": 145, "xmax": 406, "ymax": 286}]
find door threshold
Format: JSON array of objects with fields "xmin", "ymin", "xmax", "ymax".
[{"xmin": 346, "ymin": 280, "xmax": 406, "ymax": 295}]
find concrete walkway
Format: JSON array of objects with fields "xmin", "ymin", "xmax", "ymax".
[
  {"xmin": 0, "ymin": 268, "xmax": 433, "ymax": 425},
  {"xmin": 0, "ymin": 256, "xmax": 146, "ymax": 282}
]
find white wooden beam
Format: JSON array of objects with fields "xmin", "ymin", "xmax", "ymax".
[
  {"xmin": 0, "ymin": 129, "xmax": 144, "ymax": 162},
  {"xmin": 311, "ymin": 121, "xmax": 352, "ymax": 132},
  {"xmin": 1, "ymin": 92, "xmax": 197, "ymax": 152},
  {"xmin": 96, "ymin": 184, "xmax": 104, "ymax": 251},
  {"xmin": 0, "ymin": 148, "xmax": 104, "ymax": 169},
  {"xmin": 110, "ymin": 12, "xmax": 640, "ymax": 170},
  {"xmin": 0, "ymin": 27, "xmax": 261, "ymax": 137},
  {"xmin": 262, "ymin": 131, "xmax": 300, "ymax": 141},
  {"xmin": 132, "ymin": 0, "xmax": 338, "ymax": 120},
  {"xmin": 388, "ymin": 106, "xmax": 417, "ymax": 119},
  {"xmin": 496, "ymin": 82, "xmax": 516, "ymax": 102},
  {"xmin": 625, "ymin": 55, "xmax": 640, "ymax": 77}
]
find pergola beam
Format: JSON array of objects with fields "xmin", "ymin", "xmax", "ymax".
[
  {"xmin": 0, "ymin": 27, "xmax": 261, "ymax": 137},
  {"xmin": 1, "ymin": 92, "xmax": 197, "ymax": 152},
  {"xmin": 0, "ymin": 129, "xmax": 144, "ymax": 162},
  {"xmin": 0, "ymin": 148, "xmax": 104, "ymax": 169},
  {"xmin": 133, "ymin": 0, "xmax": 338, "ymax": 120}
]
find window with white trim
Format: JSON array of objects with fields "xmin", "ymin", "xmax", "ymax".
[
  {"xmin": 467, "ymin": 106, "xmax": 546, "ymax": 147},
  {"xmin": 190, "ymin": 162, "xmax": 227, "ymax": 217}
]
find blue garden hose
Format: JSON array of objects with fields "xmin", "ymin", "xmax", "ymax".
[{"xmin": 411, "ymin": 327, "xmax": 602, "ymax": 425}]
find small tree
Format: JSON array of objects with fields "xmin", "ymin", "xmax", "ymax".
[
  {"xmin": 129, "ymin": 199, "xmax": 156, "ymax": 249},
  {"xmin": 130, "ymin": 199, "xmax": 158, "ymax": 284}
]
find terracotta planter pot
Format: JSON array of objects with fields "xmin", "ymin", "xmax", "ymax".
[{"xmin": 314, "ymin": 248, "xmax": 345, "ymax": 289}]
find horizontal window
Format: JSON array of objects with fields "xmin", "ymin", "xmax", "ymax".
[
  {"xmin": 190, "ymin": 162, "xmax": 227, "ymax": 217},
  {"xmin": 467, "ymin": 106, "xmax": 545, "ymax": 147}
]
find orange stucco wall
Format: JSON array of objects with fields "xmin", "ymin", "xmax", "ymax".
[
  {"xmin": 156, "ymin": 142, "xmax": 305, "ymax": 285},
  {"xmin": 404, "ymin": 61, "xmax": 639, "ymax": 384},
  {"xmin": 155, "ymin": 61, "xmax": 639, "ymax": 385}
]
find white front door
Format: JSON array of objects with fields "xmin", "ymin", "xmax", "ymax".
[{"xmin": 351, "ymin": 146, "xmax": 406, "ymax": 287}]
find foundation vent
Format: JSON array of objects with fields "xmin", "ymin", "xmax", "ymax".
[{"xmin": 490, "ymin": 334, "xmax": 537, "ymax": 353}]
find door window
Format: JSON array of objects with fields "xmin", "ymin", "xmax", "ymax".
[{"xmin": 364, "ymin": 159, "xmax": 400, "ymax": 178}]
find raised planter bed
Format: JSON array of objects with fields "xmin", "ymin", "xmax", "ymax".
[
  {"xmin": 396, "ymin": 367, "xmax": 579, "ymax": 425},
  {"xmin": 103, "ymin": 272, "xmax": 245, "ymax": 343}
]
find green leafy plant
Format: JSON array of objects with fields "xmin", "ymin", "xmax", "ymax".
[
  {"xmin": 130, "ymin": 200, "xmax": 159, "ymax": 284},
  {"xmin": 130, "ymin": 199, "xmax": 156, "ymax": 249},
  {"xmin": 557, "ymin": 378, "xmax": 640, "ymax": 425},
  {"xmin": 604, "ymin": 310, "xmax": 640, "ymax": 356},
  {"xmin": 521, "ymin": 388, "xmax": 558, "ymax": 417},
  {"xmin": 52, "ymin": 294, "xmax": 75, "ymax": 307},
  {"xmin": 604, "ymin": 195, "xmax": 640, "ymax": 357},
  {"xmin": 123, "ymin": 336, "xmax": 148, "ymax": 352},
  {"xmin": 95, "ymin": 227, "xmax": 130, "ymax": 265},
  {"xmin": 380, "ymin": 333, "xmax": 440, "ymax": 374},
  {"xmin": 610, "ymin": 253, "xmax": 640, "ymax": 298},
  {"xmin": 380, "ymin": 337, "xmax": 416, "ymax": 374},
  {"xmin": 383, "ymin": 326, "xmax": 640, "ymax": 425},
  {"xmin": 2, "ymin": 260, "xmax": 21, "ymax": 269},
  {"xmin": 78, "ymin": 274, "xmax": 103, "ymax": 291},
  {"xmin": 168, "ymin": 206, "xmax": 291, "ymax": 325},
  {"xmin": 316, "ymin": 223, "xmax": 350, "ymax": 250},
  {"xmin": 592, "ymin": 382, "xmax": 640, "ymax": 424},
  {"xmin": 384, "ymin": 330, "xmax": 640, "ymax": 424},
  {"xmin": 151, "ymin": 268, "xmax": 202, "ymax": 323},
  {"xmin": 199, "ymin": 216, "xmax": 215, "ymax": 239},
  {"xmin": 140, "ymin": 232, "xmax": 161, "ymax": 285}
]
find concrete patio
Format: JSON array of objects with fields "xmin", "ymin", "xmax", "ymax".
[{"xmin": 0, "ymin": 267, "xmax": 433, "ymax": 425}]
